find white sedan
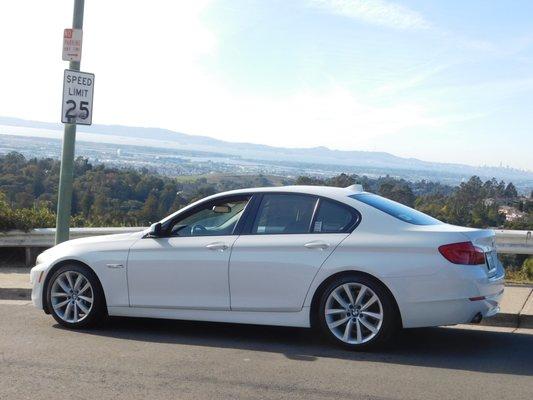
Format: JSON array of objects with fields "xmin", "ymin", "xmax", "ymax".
[{"xmin": 30, "ymin": 185, "xmax": 505, "ymax": 349}]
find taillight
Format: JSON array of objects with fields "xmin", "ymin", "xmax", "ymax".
[{"xmin": 438, "ymin": 241, "xmax": 486, "ymax": 265}]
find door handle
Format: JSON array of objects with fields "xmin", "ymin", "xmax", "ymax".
[
  {"xmin": 206, "ymin": 242, "xmax": 229, "ymax": 251},
  {"xmin": 304, "ymin": 241, "xmax": 330, "ymax": 250},
  {"xmin": 106, "ymin": 263, "xmax": 124, "ymax": 269}
]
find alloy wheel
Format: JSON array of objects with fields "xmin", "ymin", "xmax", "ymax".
[
  {"xmin": 324, "ymin": 283, "xmax": 383, "ymax": 345},
  {"xmin": 50, "ymin": 271, "xmax": 94, "ymax": 323}
]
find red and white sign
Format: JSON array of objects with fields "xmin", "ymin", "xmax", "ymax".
[{"xmin": 62, "ymin": 28, "xmax": 83, "ymax": 62}]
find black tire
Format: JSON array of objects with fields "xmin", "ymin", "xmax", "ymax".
[
  {"xmin": 46, "ymin": 264, "xmax": 106, "ymax": 329},
  {"xmin": 317, "ymin": 274, "xmax": 398, "ymax": 350}
]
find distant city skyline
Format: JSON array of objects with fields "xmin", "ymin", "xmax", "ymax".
[{"xmin": 0, "ymin": 0, "xmax": 532, "ymax": 170}]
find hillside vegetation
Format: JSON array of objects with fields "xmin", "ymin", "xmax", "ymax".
[{"xmin": 1, "ymin": 152, "xmax": 531, "ymax": 231}]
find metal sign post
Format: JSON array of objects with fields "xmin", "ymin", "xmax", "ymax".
[{"xmin": 55, "ymin": 0, "xmax": 85, "ymax": 245}]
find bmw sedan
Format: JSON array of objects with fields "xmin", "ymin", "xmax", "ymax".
[{"xmin": 30, "ymin": 185, "xmax": 505, "ymax": 349}]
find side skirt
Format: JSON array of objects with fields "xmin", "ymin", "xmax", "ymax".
[{"xmin": 107, "ymin": 306, "xmax": 311, "ymax": 328}]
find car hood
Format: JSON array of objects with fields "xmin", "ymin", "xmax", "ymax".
[
  {"xmin": 36, "ymin": 231, "xmax": 146, "ymax": 265},
  {"xmin": 63, "ymin": 231, "xmax": 145, "ymax": 246}
]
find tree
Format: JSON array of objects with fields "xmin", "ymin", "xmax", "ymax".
[
  {"xmin": 327, "ymin": 173, "xmax": 355, "ymax": 188},
  {"xmin": 158, "ymin": 185, "xmax": 178, "ymax": 217},
  {"xmin": 79, "ymin": 192, "xmax": 94, "ymax": 217},
  {"xmin": 141, "ymin": 191, "xmax": 160, "ymax": 223},
  {"xmin": 295, "ymin": 176, "xmax": 324, "ymax": 186},
  {"xmin": 378, "ymin": 182, "xmax": 416, "ymax": 207},
  {"xmin": 504, "ymin": 182, "xmax": 518, "ymax": 199},
  {"xmin": 496, "ymin": 180, "xmax": 506, "ymax": 197}
]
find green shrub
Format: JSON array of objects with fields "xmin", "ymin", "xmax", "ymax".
[
  {"xmin": 506, "ymin": 257, "xmax": 533, "ymax": 283},
  {"xmin": 522, "ymin": 258, "xmax": 533, "ymax": 280},
  {"xmin": 0, "ymin": 192, "xmax": 56, "ymax": 232}
]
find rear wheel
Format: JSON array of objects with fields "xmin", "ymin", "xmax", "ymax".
[
  {"xmin": 317, "ymin": 274, "xmax": 397, "ymax": 350},
  {"xmin": 46, "ymin": 264, "xmax": 105, "ymax": 328}
]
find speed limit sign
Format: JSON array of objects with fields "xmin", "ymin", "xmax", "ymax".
[{"xmin": 61, "ymin": 69, "xmax": 94, "ymax": 125}]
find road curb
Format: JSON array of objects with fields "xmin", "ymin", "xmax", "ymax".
[
  {"xmin": 520, "ymin": 315, "xmax": 533, "ymax": 329},
  {"xmin": 480, "ymin": 312, "xmax": 518, "ymax": 328},
  {"xmin": 0, "ymin": 288, "xmax": 31, "ymax": 301},
  {"xmin": 478, "ymin": 312, "xmax": 533, "ymax": 329}
]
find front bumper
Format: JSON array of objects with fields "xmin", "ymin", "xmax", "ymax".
[{"xmin": 29, "ymin": 263, "xmax": 50, "ymax": 310}]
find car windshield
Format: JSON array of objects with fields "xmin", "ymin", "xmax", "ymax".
[{"xmin": 350, "ymin": 193, "xmax": 442, "ymax": 226}]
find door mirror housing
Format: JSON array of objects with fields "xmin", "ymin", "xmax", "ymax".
[{"xmin": 148, "ymin": 222, "xmax": 162, "ymax": 237}]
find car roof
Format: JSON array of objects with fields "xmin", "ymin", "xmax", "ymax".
[{"xmin": 211, "ymin": 185, "xmax": 365, "ymax": 199}]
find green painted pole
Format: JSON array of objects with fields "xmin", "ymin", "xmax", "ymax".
[{"xmin": 55, "ymin": 0, "xmax": 85, "ymax": 244}]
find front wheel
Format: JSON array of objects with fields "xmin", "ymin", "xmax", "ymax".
[
  {"xmin": 46, "ymin": 264, "xmax": 105, "ymax": 329},
  {"xmin": 317, "ymin": 275, "xmax": 398, "ymax": 350}
]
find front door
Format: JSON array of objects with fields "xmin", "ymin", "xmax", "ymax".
[{"xmin": 127, "ymin": 195, "xmax": 250, "ymax": 309}]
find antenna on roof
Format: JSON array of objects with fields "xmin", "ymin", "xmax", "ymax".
[{"xmin": 346, "ymin": 184, "xmax": 364, "ymax": 192}]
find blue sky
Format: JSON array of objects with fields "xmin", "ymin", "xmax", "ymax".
[{"xmin": 0, "ymin": 0, "xmax": 532, "ymax": 169}]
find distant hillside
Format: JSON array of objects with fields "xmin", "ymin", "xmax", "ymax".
[{"xmin": 1, "ymin": 116, "xmax": 531, "ymax": 185}]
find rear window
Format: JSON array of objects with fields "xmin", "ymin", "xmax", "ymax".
[{"xmin": 350, "ymin": 193, "xmax": 442, "ymax": 226}]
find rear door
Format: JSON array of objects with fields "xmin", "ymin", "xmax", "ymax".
[{"xmin": 229, "ymin": 193, "xmax": 359, "ymax": 311}]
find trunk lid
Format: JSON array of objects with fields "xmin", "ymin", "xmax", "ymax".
[
  {"xmin": 411, "ymin": 223, "xmax": 495, "ymax": 249},
  {"xmin": 459, "ymin": 228, "xmax": 496, "ymax": 251}
]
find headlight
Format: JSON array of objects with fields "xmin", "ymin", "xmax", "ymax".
[
  {"xmin": 35, "ymin": 249, "xmax": 51, "ymax": 265},
  {"xmin": 35, "ymin": 253, "xmax": 44, "ymax": 265}
]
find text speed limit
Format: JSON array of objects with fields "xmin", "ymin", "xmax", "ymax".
[{"xmin": 61, "ymin": 69, "xmax": 94, "ymax": 125}]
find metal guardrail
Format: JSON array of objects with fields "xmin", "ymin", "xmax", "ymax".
[
  {"xmin": 492, "ymin": 229, "xmax": 532, "ymax": 255},
  {"xmin": 0, "ymin": 227, "xmax": 146, "ymax": 247},
  {"xmin": 0, "ymin": 227, "xmax": 531, "ymax": 266},
  {"xmin": 0, "ymin": 228, "xmax": 146, "ymax": 266}
]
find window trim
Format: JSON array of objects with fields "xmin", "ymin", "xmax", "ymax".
[
  {"xmin": 158, "ymin": 194, "xmax": 254, "ymax": 238},
  {"xmin": 240, "ymin": 192, "xmax": 362, "ymax": 236}
]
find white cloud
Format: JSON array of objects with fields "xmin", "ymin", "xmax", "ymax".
[
  {"xmin": 374, "ymin": 64, "xmax": 453, "ymax": 95},
  {"xmin": 307, "ymin": 0, "xmax": 431, "ymax": 31},
  {"xmin": 168, "ymin": 84, "xmax": 441, "ymax": 151}
]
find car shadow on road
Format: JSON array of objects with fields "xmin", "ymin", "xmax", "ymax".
[{"xmin": 59, "ymin": 317, "xmax": 533, "ymax": 376}]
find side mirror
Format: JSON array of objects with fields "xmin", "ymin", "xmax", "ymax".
[
  {"xmin": 148, "ymin": 222, "xmax": 162, "ymax": 237},
  {"xmin": 212, "ymin": 205, "xmax": 231, "ymax": 213}
]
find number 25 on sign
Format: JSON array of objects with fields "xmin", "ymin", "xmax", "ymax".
[{"xmin": 61, "ymin": 69, "xmax": 94, "ymax": 125}]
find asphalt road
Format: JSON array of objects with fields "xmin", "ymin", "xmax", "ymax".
[{"xmin": 1, "ymin": 301, "xmax": 532, "ymax": 400}]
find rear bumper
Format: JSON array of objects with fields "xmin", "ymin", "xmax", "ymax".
[
  {"xmin": 385, "ymin": 261, "xmax": 505, "ymax": 328},
  {"xmin": 404, "ymin": 287, "xmax": 503, "ymax": 328}
]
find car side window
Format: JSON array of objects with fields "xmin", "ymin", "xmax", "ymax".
[
  {"xmin": 252, "ymin": 194, "xmax": 317, "ymax": 234},
  {"xmin": 312, "ymin": 199, "xmax": 357, "ymax": 233},
  {"xmin": 169, "ymin": 197, "xmax": 250, "ymax": 237}
]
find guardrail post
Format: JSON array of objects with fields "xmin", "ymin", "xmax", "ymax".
[{"xmin": 25, "ymin": 247, "xmax": 32, "ymax": 268}]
